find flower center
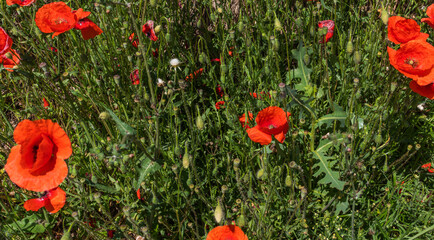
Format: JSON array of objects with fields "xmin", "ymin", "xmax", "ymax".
[
  {"xmin": 54, "ymin": 18, "xmax": 68, "ymax": 25},
  {"xmin": 268, "ymin": 124, "xmax": 275, "ymax": 129},
  {"xmin": 405, "ymin": 58, "xmax": 418, "ymax": 68}
]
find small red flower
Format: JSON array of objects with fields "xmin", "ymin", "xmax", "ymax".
[
  {"xmin": 43, "ymin": 98, "xmax": 50, "ymax": 108},
  {"xmin": 107, "ymin": 230, "xmax": 115, "ymax": 238},
  {"xmin": 73, "ymin": 11, "xmax": 103, "ymax": 40},
  {"xmin": 0, "ymin": 27, "xmax": 13, "ymax": 56},
  {"xmin": 50, "ymin": 47, "xmax": 58, "ymax": 52},
  {"xmin": 185, "ymin": 68, "xmax": 204, "ymax": 81},
  {"xmin": 206, "ymin": 225, "xmax": 248, "ymax": 240},
  {"xmin": 246, "ymin": 106, "xmax": 290, "ymax": 145},
  {"xmin": 136, "ymin": 188, "xmax": 141, "ymax": 200},
  {"xmin": 1, "ymin": 49, "xmax": 20, "ymax": 72},
  {"xmin": 388, "ymin": 16, "xmax": 429, "ymax": 44},
  {"xmin": 6, "ymin": 0, "xmax": 35, "ymax": 6},
  {"xmin": 216, "ymin": 84, "xmax": 224, "ymax": 97},
  {"xmin": 318, "ymin": 20, "xmax": 335, "ymax": 43},
  {"xmin": 250, "ymin": 91, "xmax": 270, "ymax": 99},
  {"xmin": 215, "ymin": 101, "xmax": 225, "ymax": 110},
  {"xmin": 130, "ymin": 69, "xmax": 140, "ymax": 85},
  {"xmin": 409, "ymin": 81, "xmax": 434, "ymax": 99},
  {"xmin": 153, "ymin": 48, "xmax": 159, "ymax": 58},
  {"xmin": 421, "ymin": 163, "xmax": 434, "ymax": 173},
  {"xmin": 422, "ymin": 4, "xmax": 434, "ymax": 29},
  {"xmin": 239, "ymin": 112, "xmax": 254, "ymax": 129},
  {"xmin": 24, "ymin": 187, "xmax": 66, "ymax": 214},
  {"xmin": 143, "ymin": 20, "xmax": 158, "ymax": 41},
  {"xmin": 211, "ymin": 58, "xmax": 221, "ymax": 64},
  {"xmin": 129, "ymin": 33, "xmax": 139, "ymax": 47}
]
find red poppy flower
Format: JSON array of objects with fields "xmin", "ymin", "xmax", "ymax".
[
  {"xmin": 250, "ymin": 91, "xmax": 270, "ymax": 99},
  {"xmin": 23, "ymin": 187, "xmax": 66, "ymax": 214},
  {"xmin": 0, "ymin": 27, "xmax": 13, "ymax": 56},
  {"xmin": 107, "ymin": 230, "xmax": 115, "ymax": 238},
  {"xmin": 50, "ymin": 47, "xmax": 58, "ymax": 52},
  {"xmin": 130, "ymin": 69, "xmax": 140, "ymax": 85},
  {"xmin": 318, "ymin": 20, "xmax": 335, "ymax": 43},
  {"xmin": 215, "ymin": 101, "xmax": 225, "ymax": 110},
  {"xmin": 409, "ymin": 81, "xmax": 434, "ymax": 99},
  {"xmin": 153, "ymin": 48, "xmax": 159, "ymax": 58},
  {"xmin": 73, "ymin": 10, "xmax": 103, "ymax": 40},
  {"xmin": 129, "ymin": 33, "xmax": 139, "ymax": 47},
  {"xmin": 6, "ymin": 0, "xmax": 35, "ymax": 6},
  {"xmin": 246, "ymin": 106, "xmax": 290, "ymax": 145},
  {"xmin": 136, "ymin": 189, "xmax": 141, "ymax": 200},
  {"xmin": 143, "ymin": 20, "xmax": 158, "ymax": 41},
  {"xmin": 239, "ymin": 112, "xmax": 254, "ymax": 129},
  {"xmin": 185, "ymin": 68, "xmax": 204, "ymax": 81},
  {"xmin": 43, "ymin": 98, "xmax": 50, "ymax": 108},
  {"xmin": 421, "ymin": 163, "xmax": 434, "ymax": 173},
  {"xmin": 387, "ymin": 16, "xmax": 429, "ymax": 44},
  {"xmin": 206, "ymin": 225, "xmax": 248, "ymax": 240},
  {"xmin": 1, "ymin": 49, "xmax": 20, "ymax": 72},
  {"xmin": 387, "ymin": 40, "xmax": 434, "ymax": 86},
  {"xmin": 422, "ymin": 4, "xmax": 434, "ymax": 29},
  {"xmin": 35, "ymin": 2, "xmax": 79, "ymax": 39},
  {"xmin": 4, "ymin": 119, "xmax": 72, "ymax": 192},
  {"xmin": 211, "ymin": 58, "xmax": 221, "ymax": 64},
  {"xmin": 216, "ymin": 84, "xmax": 224, "ymax": 97}
]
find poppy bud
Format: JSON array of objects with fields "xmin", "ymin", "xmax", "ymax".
[
  {"xmin": 275, "ymin": 17, "xmax": 283, "ymax": 31},
  {"xmin": 285, "ymin": 175, "xmax": 292, "ymax": 187},
  {"xmin": 199, "ymin": 52, "xmax": 206, "ymax": 64},
  {"xmin": 99, "ymin": 112, "xmax": 110, "ymax": 120},
  {"xmin": 407, "ymin": 145, "xmax": 413, "ymax": 151},
  {"xmin": 182, "ymin": 154, "xmax": 190, "ymax": 168},
  {"xmin": 144, "ymin": 92, "xmax": 150, "ymax": 101},
  {"xmin": 374, "ymin": 134, "xmax": 383, "ymax": 144},
  {"xmin": 354, "ymin": 50, "xmax": 361, "ymax": 64},
  {"xmin": 217, "ymin": 7, "xmax": 223, "ymax": 13},
  {"xmin": 196, "ymin": 115, "xmax": 204, "ymax": 130},
  {"xmin": 380, "ymin": 8, "xmax": 389, "ymax": 25},
  {"xmin": 346, "ymin": 40, "xmax": 353, "ymax": 55},
  {"xmin": 94, "ymin": 192, "xmax": 101, "ymax": 204},
  {"xmin": 300, "ymin": 186, "xmax": 307, "ymax": 199},
  {"xmin": 197, "ymin": 19, "xmax": 202, "ymax": 28},
  {"xmin": 91, "ymin": 175, "xmax": 98, "ymax": 184},
  {"xmin": 236, "ymin": 214, "xmax": 246, "ymax": 227},
  {"xmin": 383, "ymin": 159, "xmax": 388, "ymax": 172},
  {"xmin": 295, "ymin": 18, "xmax": 302, "ymax": 28},
  {"xmin": 221, "ymin": 185, "xmax": 228, "ymax": 194},
  {"xmin": 150, "ymin": 0, "xmax": 157, "ymax": 7},
  {"xmin": 210, "ymin": 13, "xmax": 216, "ymax": 22},
  {"xmin": 154, "ymin": 25, "xmax": 161, "ymax": 33},
  {"xmin": 256, "ymin": 169, "xmax": 265, "ymax": 179},
  {"xmin": 229, "ymin": 30, "xmax": 235, "ymax": 39},
  {"xmin": 113, "ymin": 75, "xmax": 120, "ymax": 85},
  {"xmin": 303, "ymin": 53, "xmax": 310, "ymax": 65},
  {"xmin": 238, "ymin": 21, "xmax": 244, "ymax": 32},
  {"xmin": 390, "ymin": 82, "xmax": 397, "ymax": 92},
  {"xmin": 233, "ymin": 158, "xmax": 241, "ymax": 170},
  {"xmin": 165, "ymin": 33, "xmax": 171, "ymax": 42},
  {"xmin": 214, "ymin": 199, "xmax": 224, "ymax": 223}
]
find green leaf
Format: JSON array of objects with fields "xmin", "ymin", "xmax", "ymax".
[
  {"xmin": 312, "ymin": 150, "xmax": 346, "ymax": 190},
  {"xmin": 290, "ymin": 41, "xmax": 312, "ymax": 92},
  {"xmin": 134, "ymin": 156, "xmax": 161, "ymax": 189},
  {"xmin": 5, "ymin": 215, "xmax": 49, "ymax": 234},
  {"xmin": 316, "ymin": 104, "xmax": 347, "ymax": 128},
  {"xmin": 335, "ymin": 197, "xmax": 349, "ymax": 215},
  {"xmin": 85, "ymin": 179, "xmax": 119, "ymax": 193},
  {"xmin": 100, "ymin": 103, "xmax": 136, "ymax": 136}
]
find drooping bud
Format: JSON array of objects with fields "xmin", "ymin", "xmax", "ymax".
[
  {"xmin": 354, "ymin": 50, "xmax": 361, "ymax": 64},
  {"xmin": 346, "ymin": 40, "xmax": 353, "ymax": 55},
  {"xmin": 374, "ymin": 134, "xmax": 383, "ymax": 145},
  {"xmin": 285, "ymin": 175, "xmax": 292, "ymax": 187},
  {"xmin": 256, "ymin": 169, "xmax": 265, "ymax": 179},
  {"xmin": 274, "ymin": 17, "xmax": 283, "ymax": 31},
  {"xmin": 154, "ymin": 25, "xmax": 161, "ymax": 33},
  {"xmin": 197, "ymin": 19, "xmax": 202, "ymax": 28},
  {"xmin": 182, "ymin": 142, "xmax": 190, "ymax": 168}
]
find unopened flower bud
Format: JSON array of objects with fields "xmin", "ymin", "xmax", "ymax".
[
  {"xmin": 214, "ymin": 200, "xmax": 224, "ymax": 223},
  {"xmin": 256, "ymin": 169, "xmax": 265, "ymax": 179},
  {"xmin": 354, "ymin": 50, "xmax": 361, "ymax": 64},
  {"xmin": 274, "ymin": 17, "xmax": 283, "ymax": 31},
  {"xmin": 99, "ymin": 112, "xmax": 110, "ymax": 120},
  {"xmin": 154, "ymin": 25, "xmax": 161, "ymax": 33},
  {"xmin": 236, "ymin": 214, "xmax": 246, "ymax": 227},
  {"xmin": 196, "ymin": 115, "xmax": 204, "ymax": 130},
  {"xmin": 285, "ymin": 175, "xmax": 292, "ymax": 187},
  {"xmin": 380, "ymin": 8, "xmax": 389, "ymax": 25},
  {"xmin": 346, "ymin": 40, "xmax": 353, "ymax": 54}
]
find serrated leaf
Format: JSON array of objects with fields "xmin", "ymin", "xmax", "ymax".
[
  {"xmin": 134, "ymin": 156, "xmax": 161, "ymax": 189},
  {"xmin": 316, "ymin": 104, "xmax": 347, "ymax": 128},
  {"xmin": 100, "ymin": 103, "xmax": 136, "ymax": 136},
  {"xmin": 290, "ymin": 41, "xmax": 312, "ymax": 91},
  {"xmin": 312, "ymin": 150, "xmax": 346, "ymax": 190},
  {"xmin": 335, "ymin": 197, "xmax": 349, "ymax": 215}
]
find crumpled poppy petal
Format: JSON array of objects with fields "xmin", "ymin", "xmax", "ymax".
[
  {"xmin": 387, "ymin": 16, "xmax": 429, "ymax": 44},
  {"xmin": 24, "ymin": 187, "xmax": 66, "ymax": 214},
  {"xmin": 75, "ymin": 18, "xmax": 103, "ymax": 40},
  {"xmin": 409, "ymin": 81, "xmax": 434, "ymax": 99},
  {"xmin": 206, "ymin": 225, "xmax": 248, "ymax": 240},
  {"xmin": 1, "ymin": 49, "xmax": 20, "ymax": 72},
  {"xmin": 247, "ymin": 126, "xmax": 272, "ymax": 145},
  {"xmin": 0, "ymin": 27, "xmax": 13, "ymax": 56},
  {"xmin": 24, "ymin": 198, "xmax": 46, "ymax": 211},
  {"xmin": 33, "ymin": 119, "xmax": 72, "ymax": 159}
]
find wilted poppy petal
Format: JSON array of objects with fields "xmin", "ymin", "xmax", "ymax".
[
  {"xmin": 247, "ymin": 126, "xmax": 272, "ymax": 145},
  {"xmin": 24, "ymin": 187, "xmax": 66, "ymax": 214},
  {"xmin": 75, "ymin": 18, "xmax": 103, "ymax": 40},
  {"xmin": 206, "ymin": 225, "xmax": 248, "ymax": 240},
  {"xmin": 1, "ymin": 49, "xmax": 20, "ymax": 72},
  {"xmin": 142, "ymin": 20, "xmax": 158, "ymax": 41},
  {"xmin": 409, "ymin": 81, "xmax": 434, "ymax": 99}
]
